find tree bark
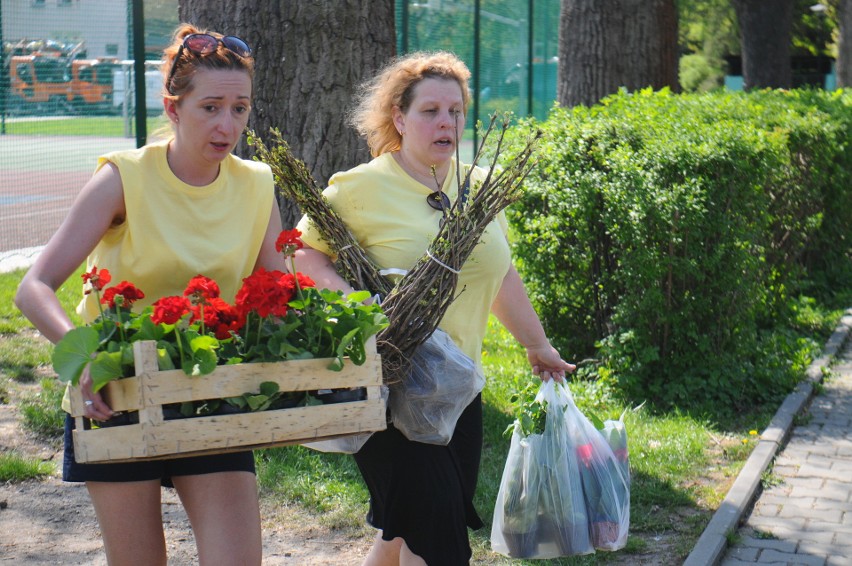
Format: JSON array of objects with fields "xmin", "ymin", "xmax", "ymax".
[
  {"xmin": 558, "ymin": 0, "xmax": 678, "ymax": 108},
  {"xmin": 838, "ymin": 0, "xmax": 852, "ymax": 87},
  {"xmin": 732, "ymin": 0, "xmax": 794, "ymax": 90},
  {"xmin": 179, "ymin": 0, "xmax": 395, "ymax": 227}
]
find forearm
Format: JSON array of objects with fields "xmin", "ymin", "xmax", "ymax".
[
  {"xmin": 491, "ymin": 265, "xmax": 549, "ymax": 349},
  {"xmin": 293, "ymin": 247, "xmax": 356, "ymax": 295},
  {"xmin": 14, "ymin": 277, "xmax": 75, "ymax": 344}
]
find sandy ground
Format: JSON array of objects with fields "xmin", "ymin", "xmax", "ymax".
[{"xmin": 0, "ymin": 392, "xmax": 372, "ymax": 565}]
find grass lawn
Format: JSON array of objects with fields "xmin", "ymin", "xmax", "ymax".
[
  {"xmin": 4, "ymin": 116, "xmax": 169, "ymax": 137},
  {"xmin": 0, "ymin": 265, "xmax": 844, "ymax": 563},
  {"xmin": 0, "ymin": 452, "xmax": 54, "ymax": 483}
]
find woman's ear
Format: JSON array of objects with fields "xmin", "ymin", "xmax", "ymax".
[
  {"xmin": 163, "ymin": 97, "xmax": 179, "ymax": 124},
  {"xmin": 392, "ymin": 105, "xmax": 405, "ymax": 136}
]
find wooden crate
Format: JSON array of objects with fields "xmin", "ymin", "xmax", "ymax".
[{"xmin": 68, "ymin": 338, "xmax": 386, "ymax": 463}]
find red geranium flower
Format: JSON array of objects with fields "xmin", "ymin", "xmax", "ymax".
[
  {"xmin": 193, "ymin": 297, "xmax": 245, "ymax": 339},
  {"xmin": 101, "ymin": 281, "xmax": 145, "ymax": 309},
  {"xmin": 278, "ymin": 272, "xmax": 316, "ymax": 298},
  {"xmin": 81, "ymin": 266, "xmax": 111, "ymax": 295},
  {"xmin": 184, "ymin": 274, "xmax": 220, "ymax": 305},
  {"xmin": 235, "ymin": 268, "xmax": 293, "ymax": 318},
  {"xmin": 275, "ymin": 229, "xmax": 304, "ymax": 257},
  {"xmin": 296, "ymin": 272, "xmax": 315, "ymax": 289},
  {"xmin": 151, "ymin": 295, "xmax": 191, "ymax": 325}
]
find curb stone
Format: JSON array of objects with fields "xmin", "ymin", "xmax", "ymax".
[
  {"xmin": 0, "ymin": 246, "xmax": 44, "ymax": 274},
  {"xmin": 683, "ymin": 309, "xmax": 852, "ymax": 566}
]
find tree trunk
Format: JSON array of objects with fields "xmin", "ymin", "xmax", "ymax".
[
  {"xmin": 558, "ymin": 0, "xmax": 678, "ymax": 108},
  {"xmin": 732, "ymin": 0, "xmax": 794, "ymax": 90},
  {"xmin": 838, "ymin": 0, "xmax": 852, "ymax": 87},
  {"xmin": 179, "ymin": 0, "xmax": 395, "ymax": 227}
]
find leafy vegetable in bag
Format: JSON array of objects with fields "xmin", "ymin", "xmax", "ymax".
[{"xmin": 491, "ymin": 380, "xmax": 593, "ymax": 558}]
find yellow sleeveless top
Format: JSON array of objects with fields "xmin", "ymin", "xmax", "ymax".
[
  {"xmin": 296, "ymin": 154, "xmax": 512, "ymax": 368},
  {"xmin": 77, "ymin": 139, "xmax": 275, "ymax": 322}
]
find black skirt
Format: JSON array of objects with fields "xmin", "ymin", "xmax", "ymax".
[{"xmin": 353, "ymin": 394, "xmax": 484, "ymax": 566}]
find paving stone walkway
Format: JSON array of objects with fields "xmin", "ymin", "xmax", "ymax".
[{"xmin": 720, "ymin": 340, "xmax": 852, "ymax": 565}]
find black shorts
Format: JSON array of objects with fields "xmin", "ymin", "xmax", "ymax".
[
  {"xmin": 353, "ymin": 394, "xmax": 484, "ymax": 566},
  {"xmin": 63, "ymin": 414, "xmax": 255, "ymax": 488}
]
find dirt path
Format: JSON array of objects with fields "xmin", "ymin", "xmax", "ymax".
[{"xmin": 0, "ymin": 393, "xmax": 372, "ymax": 565}]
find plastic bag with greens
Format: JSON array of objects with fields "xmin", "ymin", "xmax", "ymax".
[{"xmin": 491, "ymin": 380, "xmax": 593, "ymax": 558}]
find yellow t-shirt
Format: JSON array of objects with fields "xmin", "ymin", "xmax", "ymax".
[
  {"xmin": 296, "ymin": 153, "xmax": 512, "ymax": 367},
  {"xmin": 77, "ymin": 139, "xmax": 275, "ymax": 322}
]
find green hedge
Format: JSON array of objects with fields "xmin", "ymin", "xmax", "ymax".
[{"xmin": 506, "ymin": 88, "xmax": 852, "ymax": 411}]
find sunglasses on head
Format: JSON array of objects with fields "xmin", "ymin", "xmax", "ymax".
[{"xmin": 166, "ymin": 33, "xmax": 252, "ymax": 95}]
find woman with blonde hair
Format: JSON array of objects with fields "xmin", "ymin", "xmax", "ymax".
[
  {"xmin": 15, "ymin": 23, "xmax": 284, "ymax": 565},
  {"xmin": 295, "ymin": 51, "xmax": 573, "ymax": 566}
]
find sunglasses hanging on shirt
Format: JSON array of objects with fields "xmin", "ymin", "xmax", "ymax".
[{"xmin": 425, "ymin": 175, "xmax": 470, "ymax": 226}]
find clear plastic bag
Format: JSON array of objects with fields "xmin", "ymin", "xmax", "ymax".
[
  {"xmin": 388, "ymin": 328, "xmax": 485, "ymax": 445},
  {"xmin": 301, "ymin": 385, "xmax": 389, "ymax": 454},
  {"xmin": 564, "ymin": 386, "xmax": 630, "ymax": 551},
  {"xmin": 491, "ymin": 380, "xmax": 593, "ymax": 558}
]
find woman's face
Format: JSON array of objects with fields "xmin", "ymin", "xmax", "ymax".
[
  {"xmin": 168, "ymin": 68, "xmax": 252, "ymax": 166},
  {"xmin": 393, "ymin": 77, "xmax": 465, "ymax": 170}
]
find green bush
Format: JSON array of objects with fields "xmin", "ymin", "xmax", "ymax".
[
  {"xmin": 679, "ymin": 53, "xmax": 723, "ymax": 92},
  {"xmin": 506, "ymin": 88, "xmax": 852, "ymax": 412}
]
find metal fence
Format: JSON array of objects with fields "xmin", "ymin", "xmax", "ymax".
[
  {"xmin": 397, "ymin": 0, "xmax": 560, "ymax": 149},
  {"xmin": 0, "ymin": 0, "xmax": 175, "ymax": 254},
  {"xmin": 1, "ymin": 0, "xmax": 559, "ymax": 254}
]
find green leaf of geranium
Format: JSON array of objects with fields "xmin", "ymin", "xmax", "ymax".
[
  {"xmin": 52, "ymin": 327, "xmax": 100, "ymax": 385},
  {"xmin": 225, "ymin": 396, "xmax": 247, "ymax": 409},
  {"xmin": 157, "ymin": 348, "xmax": 176, "ymax": 370},
  {"xmin": 246, "ymin": 394, "xmax": 270, "ymax": 411},
  {"xmin": 285, "ymin": 350, "xmax": 315, "ymax": 361},
  {"xmin": 119, "ymin": 344, "xmax": 135, "ymax": 368},
  {"xmin": 259, "ymin": 381, "xmax": 280, "ymax": 396},
  {"xmin": 346, "ymin": 290, "xmax": 371, "ymax": 303},
  {"xmin": 89, "ymin": 351, "xmax": 124, "ymax": 392},
  {"xmin": 136, "ymin": 315, "xmax": 165, "ymax": 341},
  {"xmin": 190, "ymin": 334, "xmax": 219, "ymax": 353},
  {"xmin": 181, "ymin": 349, "xmax": 217, "ymax": 376},
  {"xmin": 335, "ymin": 328, "xmax": 363, "ymax": 366}
]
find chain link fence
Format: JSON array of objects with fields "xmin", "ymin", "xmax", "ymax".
[
  {"xmin": 397, "ymin": 0, "xmax": 560, "ymax": 150},
  {"xmin": 1, "ymin": 0, "xmax": 559, "ymax": 255},
  {"xmin": 0, "ymin": 0, "xmax": 176, "ymax": 255}
]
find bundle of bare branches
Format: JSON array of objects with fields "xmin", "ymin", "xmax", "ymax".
[
  {"xmin": 249, "ymin": 116, "xmax": 542, "ymax": 383},
  {"xmin": 247, "ymin": 129, "xmax": 391, "ymax": 296},
  {"xmin": 377, "ymin": 115, "xmax": 542, "ymax": 381}
]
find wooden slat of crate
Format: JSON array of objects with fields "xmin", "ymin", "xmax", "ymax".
[
  {"xmin": 73, "ymin": 395, "xmax": 385, "ymax": 463},
  {"xmin": 69, "ymin": 339, "xmax": 386, "ymax": 463},
  {"xmin": 68, "ymin": 340, "xmax": 382, "ymax": 416}
]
